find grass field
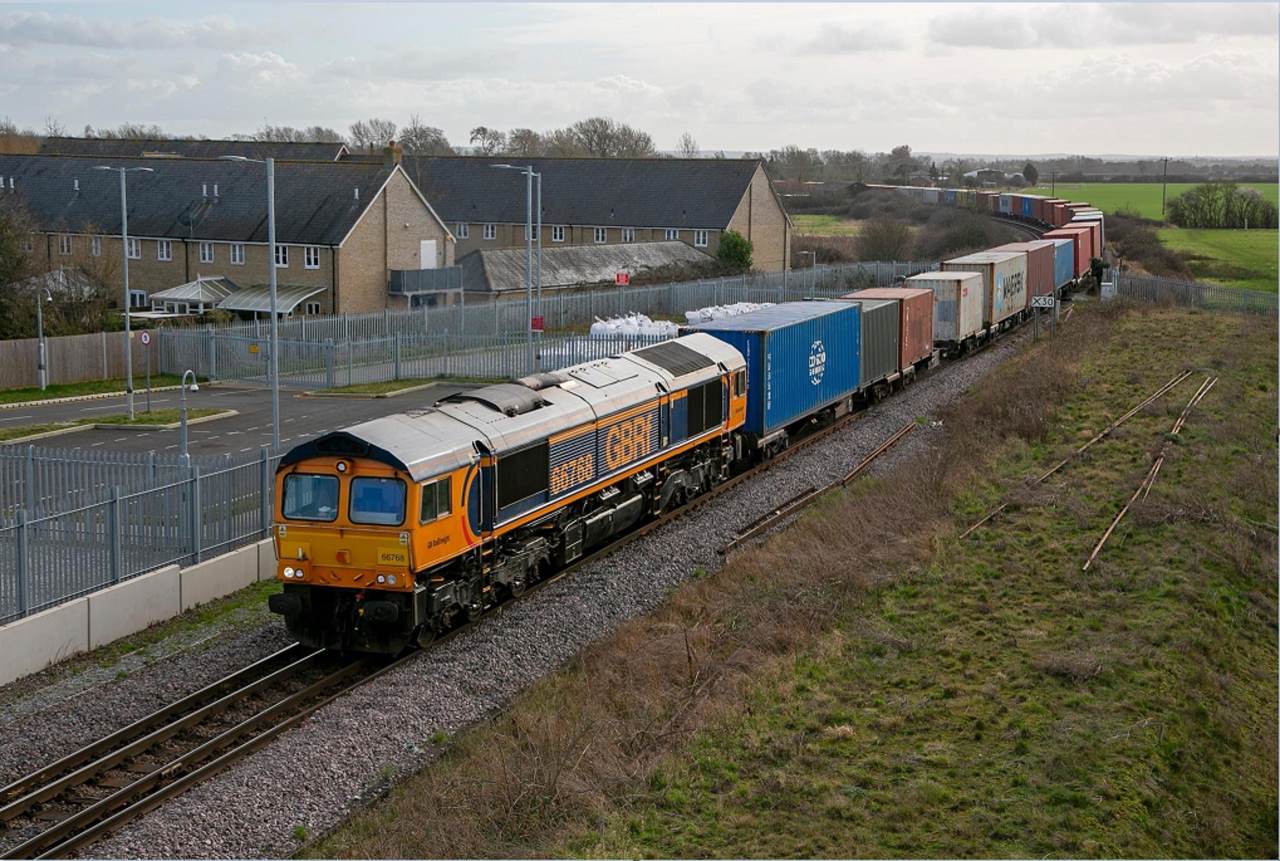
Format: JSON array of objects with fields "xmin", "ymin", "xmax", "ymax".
[
  {"xmin": 1155, "ymin": 228, "xmax": 1278, "ymax": 292},
  {"xmin": 312, "ymin": 303, "xmax": 1277, "ymax": 859},
  {"xmin": 1019, "ymin": 182, "xmax": 1279, "ymax": 220},
  {"xmin": 0, "ymin": 408, "xmax": 222, "ymax": 441},
  {"xmin": 791, "ymin": 213, "xmax": 862, "ymax": 235}
]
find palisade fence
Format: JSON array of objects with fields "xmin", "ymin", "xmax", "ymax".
[
  {"xmin": 1115, "ymin": 274, "xmax": 1277, "ymax": 316},
  {"xmin": 0, "ymin": 447, "xmax": 281, "ymax": 625},
  {"xmin": 155, "ymin": 261, "xmax": 937, "ymax": 387}
]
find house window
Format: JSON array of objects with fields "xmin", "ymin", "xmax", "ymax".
[
  {"xmin": 275, "ymin": 245, "xmax": 289, "ymax": 268},
  {"xmin": 304, "ymin": 301, "xmax": 322, "ymax": 315},
  {"xmin": 129, "ymin": 289, "xmax": 147, "ymax": 308},
  {"xmin": 665, "ymin": 228, "xmax": 679, "ymax": 240},
  {"xmin": 455, "ymin": 222, "xmax": 469, "ymax": 239},
  {"xmin": 91, "ymin": 235, "xmax": 101, "ymax": 257},
  {"xmin": 621, "ymin": 227, "xmax": 635, "ymax": 242},
  {"xmin": 694, "ymin": 229, "xmax": 709, "ymax": 248},
  {"xmin": 157, "ymin": 239, "xmax": 173, "ymax": 261},
  {"xmin": 594, "ymin": 227, "xmax": 607, "ymax": 244},
  {"xmin": 483, "ymin": 223, "xmax": 496, "ymax": 240},
  {"xmin": 58, "ymin": 234, "xmax": 72, "ymax": 255},
  {"xmin": 199, "ymin": 241, "xmax": 214, "ymax": 263},
  {"xmin": 552, "ymin": 225, "xmax": 565, "ymax": 242},
  {"xmin": 304, "ymin": 245, "xmax": 320, "ymax": 269},
  {"xmin": 524, "ymin": 224, "xmax": 539, "ymax": 240},
  {"xmin": 126, "ymin": 238, "xmax": 141, "ymax": 259},
  {"xmin": 230, "ymin": 243, "xmax": 245, "ymax": 265}
]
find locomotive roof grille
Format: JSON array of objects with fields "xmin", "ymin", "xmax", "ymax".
[
  {"xmin": 631, "ymin": 341, "xmax": 714, "ymax": 377},
  {"xmin": 443, "ymin": 382, "xmax": 547, "ymax": 417}
]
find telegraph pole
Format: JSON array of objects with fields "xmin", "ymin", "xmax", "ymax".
[{"xmin": 1160, "ymin": 157, "xmax": 1169, "ymax": 216}]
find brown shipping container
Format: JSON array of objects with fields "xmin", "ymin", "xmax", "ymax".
[
  {"xmin": 1052, "ymin": 202, "xmax": 1072, "ymax": 227},
  {"xmin": 1044, "ymin": 226, "xmax": 1091, "ymax": 275},
  {"xmin": 991, "ymin": 241, "xmax": 1055, "ymax": 301},
  {"xmin": 840, "ymin": 287, "xmax": 934, "ymax": 368}
]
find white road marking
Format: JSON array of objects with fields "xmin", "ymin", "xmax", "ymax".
[
  {"xmin": 240, "ymin": 447, "xmax": 252, "ymax": 453},
  {"xmin": 90, "ymin": 441, "xmax": 105, "ymax": 447},
  {"xmin": 80, "ymin": 404, "xmax": 121, "ymax": 412},
  {"xmin": 164, "ymin": 443, "xmax": 179, "ymax": 450},
  {"xmin": 0, "ymin": 414, "xmax": 33, "ymax": 423},
  {"xmin": 113, "ymin": 437, "xmax": 127, "ymax": 442}
]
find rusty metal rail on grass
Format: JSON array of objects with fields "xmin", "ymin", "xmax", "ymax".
[
  {"xmin": 1082, "ymin": 375, "xmax": 1218, "ymax": 571},
  {"xmin": 959, "ymin": 368, "xmax": 1195, "ymax": 540}
]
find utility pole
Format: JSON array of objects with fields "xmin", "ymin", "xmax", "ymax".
[
  {"xmin": 1160, "ymin": 157, "xmax": 1169, "ymax": 216},
  {"xmin": 1050, "ymin": 170, "xmax": 1055, "ymax": 197}
]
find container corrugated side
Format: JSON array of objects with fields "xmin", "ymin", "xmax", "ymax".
[
  {"xmin": 839, "ymin": 287, "xmax": 933, "ymax": 368},
  {"xmin": 684, "ymin": 302, "xmax": 861, "ymax": 437},
  {"xmin": 1044, "ymin": 226, "xmax": 1091, "ymax": 274},
  {"xmin": 1047, "ymin": 238, "xmax": 1074, "ymax": 288},
  {"xmin": 904, "ymin": 272, "xmax": 983, "ymax": 344},
  {"xmin": 991, "ymin": 241, "xmax": 1055, "ymax": 300},
  {"xmin": 942, "ymin": 251, "xmax": 1027, "ymax": 327},
  {"xmin": 1019, "ymin": 196, "xmax": 1036, "ymax": 218},
  {"xmin": 998, "ymin": 194, "xmax": 1014, "ymax": 214},
  {"xmin": 855, "ymin": 298, "xmax": 899, "ymax": 387},
  {"xmin": 922, "ymin": 188, "xmax": 940, "ymax": 204}
]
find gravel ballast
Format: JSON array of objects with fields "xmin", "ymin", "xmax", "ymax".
[{"xmin": 73, "ymin": 333, "xmax": 1028, "ymax": 859}]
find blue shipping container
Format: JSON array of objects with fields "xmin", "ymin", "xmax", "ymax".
[
  {"xmin": 944, "ymin": 189, "xmax": 957, "ymax": 206},
  {"xmin": 683, "ymin": 302, "xmax": 861, "ymax": 438},
  {"xmin": 1020, "ymin": 197, "xmax": 1035, "ymax": 218},
  {"xmin": 1049, "ymin": 238, "xmax": 1074, "ymax": 289}
]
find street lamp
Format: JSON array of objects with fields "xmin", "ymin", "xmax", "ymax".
[
  {"xmin": 221, "ymin": 155, "xmax": 280, "ymax": 451},
  {"xmin": 35, "ymin": 287, "xmax": 53, "ymax": 391},
  {"xmin": 491, "ymin": 163, "xmax": 540, "ymax": 372},
  {"xmin": 179, "ymin": 369, "xmax": 199, "ymax": 461},
  {"xmin": 94, "ymin": 164, "xmax": 155, "ymax": 419}
]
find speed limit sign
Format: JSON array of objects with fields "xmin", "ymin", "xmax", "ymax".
[{"xmin": 139, "ymin": 331, "xmax": 151, "ymax": 346}]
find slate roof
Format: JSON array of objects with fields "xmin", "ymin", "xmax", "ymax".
[
  {"xmin": 0, "ymin": 154, "xmax": 394, "ymax": 245},
  {"xmin": 40, "ymin": 137, "xmax": 348, "ymax": 162},
  {"xmin": 461, "ymin": 240, "xmax": 713, "ymax": 294},
  {"xmin": 400, "ymin": 156, "xmax": 763, "ymax": 229}
]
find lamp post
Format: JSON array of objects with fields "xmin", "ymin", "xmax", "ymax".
[
  {"xmin": 179, "ymin": 369, "xmax": 199, "ymax": 461},
  {"xmin": 491, "ymin": 163, "xmax": 540, "ymax": 372},
  {"xmin": 35, "ymin": 287, "xmax": 52, "ymax": 391},
  {"xmin": 221, "ymin": 155, "xmax": 280, "ymax": 450},
  {"xmin": 94, "ymin": 165, "xmax": 155, "ymax": 420}
]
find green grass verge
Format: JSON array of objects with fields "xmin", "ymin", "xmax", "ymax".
[
  {"xmin": 0, "ymin": 408, "xmax": 223, "ymax": 441},
  {"xmin": 0, "ymin": 375, "xmax": 190, "ymax": 404},
  {"xmin": 1155, "ymin": 228, "xmax": 1278, "ymax": 292},
  {"xmin": 1019, "ymin": 182, "xmax": 1278, "ymax": 220},
  {"xmin": 792, "ymin": 213, "xmax": 862, "ymax": 236}
]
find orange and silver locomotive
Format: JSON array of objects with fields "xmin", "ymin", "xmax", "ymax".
[{"xmin": 269, "ymin": 334, "xmax": 747, "ymax": 653}]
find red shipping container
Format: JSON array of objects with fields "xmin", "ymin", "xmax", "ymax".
[
  {"xmin": 991, "ymin": 240, "xmax": 1056, "ymax": 302},
  {"xmin": 1044, "ymin": 226, "xmax": 1092, "ymax": 275},
  {"xmin": 840, "ymin": 287, "xmax": 934, "ymax": 369},
  {"xmin": 1051, "ymin": 202, "xmax": 1072, "ymax": 227}
]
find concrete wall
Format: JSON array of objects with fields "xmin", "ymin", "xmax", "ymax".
[{"xmin": 0, "ymin": 538, "xmax": 278, "ymax": 687}]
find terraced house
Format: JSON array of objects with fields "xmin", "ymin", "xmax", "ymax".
[{"xmin": 0, "ymin": 153, "xmax": 454, "ymax": 315}]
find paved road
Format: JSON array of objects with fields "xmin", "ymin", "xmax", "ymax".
[{"xmin": 0, "ymin": 382, "xmax": 470, "ymax": 458}]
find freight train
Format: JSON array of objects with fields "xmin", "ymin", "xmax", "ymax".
[{"xmin": 268, "ymin": 199, "xmax": 1104, "ymax": 653}]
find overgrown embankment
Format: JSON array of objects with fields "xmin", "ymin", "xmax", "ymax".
[{"xmin": 312, "ymin": 302, "xmax": 1277, "ymax": 859}]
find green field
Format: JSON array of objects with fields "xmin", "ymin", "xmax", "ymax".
[
  {"xmin": 1156, "ymin": 228, "xmax": 1278, "ymax": 292},
  {"xmin": 1019, "ymin": 182, "xmax": 1279, "ymax": 220},
  {"xmin": 792, "ymin": 213, "xmax": 861, "ymax": 235}
]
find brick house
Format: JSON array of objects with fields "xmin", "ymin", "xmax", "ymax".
[
  {"xmin": 398, "ymin": 156, "xmax": 793, "ymax": 272},
  {"xmin": 40, "ymin": 137, "xmax": 350, "ymax": 162},
  {"xmin": 0, "ymin": 153, "xmax": 454, "ymax": 315}
]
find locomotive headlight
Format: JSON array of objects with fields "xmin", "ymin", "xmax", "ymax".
[
  {"xmin": 376, "ymin": 574, "xmax": 386, "ymax": 584},
  {"xmin": 283, "ymin": 566, "xmax": 296, "ymax": 579},
  {"xmin": 386, "ymin": 574, "xmax": 397, "ymax": 585}
]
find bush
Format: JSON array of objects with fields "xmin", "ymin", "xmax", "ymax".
[
  {"xmin": 1107, "ymin": 211, "xmax": 1192, "ymax": 279},
  {"xmin": 855, "ymin": 218, "xmax": 913, "ymax": 262},
  {"xmin": 1166, "ymin": 182, "xmax": 1278, "ymax": 229},
  {"xmin": 716, "ymin": 229, "xmax": 753, "ymax": 272}
]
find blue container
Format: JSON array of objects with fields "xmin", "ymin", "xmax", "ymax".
[
  {"xmin": 1049, "ymin": 238, "xmax": 1074, "ymax": 290},
  {"xmin": 1020, "ymin": 197, "xmax": 1035, "ymax": 218},
  {"xmin": 684, "ymin": 302, "xmax": 861, "ymax": 438},
  {"xmin": 944, "ymin": 189, "xmax": 957, "ymax": 206}
]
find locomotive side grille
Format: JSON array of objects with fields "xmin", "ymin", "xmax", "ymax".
[{"xmin": 633, "ymin": 341, "xmax": 714, "ymax": 377}]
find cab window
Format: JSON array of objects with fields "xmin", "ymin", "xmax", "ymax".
[
  {"xmin": 349, "ymin": 476, "xmax": 406, "ymax": 526},
  {"xmin": 733, "ymin": 370, "xmax": 746, "ymax": 397},
  {"xmin": 282, "ymin": 474, "xmax": 339, "ymax": 521},
  {"xmin": 420, "ymin": 477, "xmax": 452, "ymax": 523}
]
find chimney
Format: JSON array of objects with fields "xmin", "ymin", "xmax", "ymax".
[
  {"xmin": 382, "ymin": 139, "xmax": 403, "ymax": 168},
  {"xmin": 212, "ymin": 183, "xmax": 219, "ymax": 200},
  {"xmin": 74, "ymin": 178, "xmax": 80, "ymax": 192},
  {"xmin": 202, "ymin": 183, "xmax": 208, "ymax": 198}
]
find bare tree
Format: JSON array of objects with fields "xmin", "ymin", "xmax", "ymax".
[
  {"xmin": 43, "ymin": 116, "xmax": 65, "ymax": 137},
  {"xmin": 543, "ymin": 127, "xmax": 585, "ymax": 157},
  {"xmin": 468, "ymin": 126, "xmax": 507, "ymax": 155},
  {"xmin": 399, "ymin": 114, "xmax": 454, "ymax": 155},
  {"xmin": 348, "ymin": 118, "xmax": 398, "ymax": 151},
  {"xmin": 505, "ymin": 128, "xmax": 545, "ymax": 157},
  {"xmin": 676, "ymin": 131, "xmax": 699, "ymax": 158}
]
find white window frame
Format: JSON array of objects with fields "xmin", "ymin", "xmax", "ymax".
[
  {"xmin": 129, "ymin": 288, "xmax": 147, "ymax": 308},
  {"xmin": 275, "ymin": 244, "xmax": 289, "ymax": 268},
  {"xmin": 621, "ymin": 227, "xmax": 635, "ymax": 242},
  {"xmin": 230, "ymin": 243, "xmax": 245, "ymax": 265},
  {"xmin": 304, "ymin": 245, "xmax": 320, "ymax": 270},
  {"xmin": 551, "ymin": 225, "xmax": 565, "ymax": 243},
  {"xmin": 483, "ymin": 223, "xmax": 497, "ymax": 240},
  {"xmin": 126, "ymin": 237, "xmax": 141, "ymax": 259},
  {"xmin": 58, "ymin": 234, "xmax": 72, "ymax": 255},
  {"xmin": 304, "ymin": 301, "xmax": 322, "ymax": 315},
  {"xmin": 199, "ymin": 241, "xmax": 214, "ymax": 264},
  {"xmin": 455, "ymin": 223, "xmax": 469, "ymax": 239},
  {"xmin": 524, "ymin": 223, "xmax": 539, "ymax": 241},
  {"xmin": 593, "ymin": 227, "xmax": 607, "ymax": 244},
  {"xmin": 91, "ymin": 235, "xmax": 102, "ymax": 257},
  {"xmin": 665, "ymin": 228, "xmax": 679, "ymax": 240},
  {"xmin": 157, "ymin": 239, "xmax": 173, "ymax": 261},
  {"xmin": 693, "ymin": 229, "xmax": 709, "ymax": 248}
]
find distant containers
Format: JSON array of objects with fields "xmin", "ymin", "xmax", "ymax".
[
  {"xmin": 922, "ymin": 188, "xmax": 940, "ymax": 204},
  {"xmin": 852, "ymin": 298, "xmax": 900, "ymax": 388},
  {"xmin": 839, "ymin": 287, "xmax": 934, "ymax": 369},
  {"xmin": 998, "ymin": 194, "xmax": 1014, "ymax": 215},
  {"xmin": 978, "ymin": 191, "xmax": 999, "ymax": 213},
  {"xmin": 943, "ymin": 189, "xmax": 958, "ymax": 206},
  {"xmin": 1019, "ymin": 196, "xmax": 1038, "ymax": 219},
  {"xmin": 902, "ymin": 271, "xmax": 984, "ymax": 347},
  {"xmin": 1046, "ymin": 237, "xmax": 1076, "ymax": 289},
  {"xmin": 682, "ymin": 301, "xmax": 861, "ymax": 439},
  {"xmin": 942, "ymin": 250, "xmax": 1028, "ymax": 327},
  {"xmin": 990, "ymin": 241, "xmax": 1056, "ymax": 301},
  {"xmin": 1071, "ymin": 212, "xmax": 1105, "ymax": 249},
  {"xmin": 1043, "ymin": 226, "xmax": 1092, "ymax": 275}
]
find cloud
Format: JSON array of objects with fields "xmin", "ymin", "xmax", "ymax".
[
  {"xmin": 218, "ymin": 51, "xmax": 302, "ymax": 85},
  {"xmin": 0, "ymin": 11, "xmax": 259, "ymax": 50},
  {"xmin": 802, "ymin": 24, "xmax": 903, "ymax": 54}
]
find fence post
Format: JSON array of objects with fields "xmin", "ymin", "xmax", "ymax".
[
  {"xmin": 394, "ymin": 333, "xmax": 402, "ymax": 380},
  {"xmin": 346, "ymin": 340, "xmax": 354, "ymax": 386},
  {"xmin": 16, "ymin": 508, "xmax": 29, "ymax": 617},
  {"xmin": 189, "ymin": 465, "xmax": 202, "ymax": 565},
  {"xmin": 109, "ymin": 485, "xmax": 122, "ymax": 584},
  {"xmin": 325, "ymin": 338, "xmax": 336, "ymax": 389},
  {"xmin": 259, "ymin": 446, "xmax": 271, "ymax": 537},
  {"xmin": 205, "ymin": 326, "xmax": 217, "ymax": 381},
  {"xmin": 24, "ymin": 445, "xmax": 35, "ymax": 515},
  {"xmin": 148, "ymin": 450, "xmax": 157, "ymax": 481}
]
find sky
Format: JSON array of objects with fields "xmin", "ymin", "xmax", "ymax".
[{"xmin": 1, "ymin": 1, "xmax": 1276, "ymax": 158}]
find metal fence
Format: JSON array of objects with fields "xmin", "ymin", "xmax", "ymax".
[
  {"xmin": 1115, "ymin": 274, "xmax": 1277, "ymax": 316},
  {"xmin": 0, "ymin": 449, "xmax": 280, "ymax": 625}
]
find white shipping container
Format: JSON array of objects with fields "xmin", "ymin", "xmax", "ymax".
[
  {"xmin": 941, "ymin": 251, "xmax": 1028, "ymax": 327},
  {"xmin": 904, "ymin": 271, "xmax": 984, "ymax": 344},
  {"xmin": 922, "ymin": 188, "xmax": 940, "ymax": 204}
]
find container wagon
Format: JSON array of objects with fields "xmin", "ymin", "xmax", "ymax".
[
  {"xmin": 682, "ymin": 301, "xmax": 861, "ymax": 456},
  {"xmin": 902, "ymin": 272, "xmax": 985, "ymax": 356},
  {"xmin": 941, "ymin": 250, "xmax": 1028, "ymax": 330},
  {"xmin": 990, "ymin": 241, "xmax": 1056, "ymax": 304},
  {"xmin": 839, "ymin": 288, "xmax": 935, "ymax": 375}
]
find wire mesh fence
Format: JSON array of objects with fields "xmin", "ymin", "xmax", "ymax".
[{"xmin": 1114, "ymin": 274, "xmax": 1277, "ymax": 316}]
